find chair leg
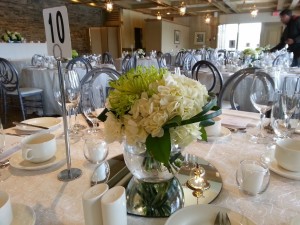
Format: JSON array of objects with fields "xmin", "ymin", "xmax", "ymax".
[
  {"xmin": 40, "ymin": 93, "xmax": 45, "ymax": 116},
  {"xmin": 19, "ymin": 95, "xmax": 26, "ymax": 121},
  {"xmin": 3, "ymin": 93, "xmax": 7, "ymax": 125}
]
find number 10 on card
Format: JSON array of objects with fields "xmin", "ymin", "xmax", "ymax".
[{"xmin": 43, "ymin": 6, "xmax": 72, "ymax": 59}]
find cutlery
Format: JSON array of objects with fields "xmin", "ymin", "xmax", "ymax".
[
  {"xmin": 214, "ymin": 211, "xmax": 231, "ymax": 225},
  {"xmin": 13, "ymin": 122, "xmax": 49, "ymax": 130}
]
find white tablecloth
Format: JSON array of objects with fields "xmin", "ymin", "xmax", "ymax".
[
  {"xmin": 20, "ymin": 65, "xmax": 116, "ymax": 116},
  {"xmin": 1, "ymin": 110, "xmax": 299, "ymax": 225}
]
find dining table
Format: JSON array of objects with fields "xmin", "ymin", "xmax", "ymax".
[
  {"xmin": 19, "ymin": 64, "xmax": 116, "ymax": 116},
  {"xmin": 0, "ymin": 109, "xmax": 299, "ymax": 225},
  {"xmin": 114, "ymin": 57, "xmax": 159, "ymax": 72}
]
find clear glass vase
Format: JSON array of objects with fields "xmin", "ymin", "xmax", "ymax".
[
  {"xmin": 123, "ymin": 142, "xmax": 182, "ymax": 183},
  {"xmin": 123, "ymin": 141, "xmax": 184, "ymax": 217}
]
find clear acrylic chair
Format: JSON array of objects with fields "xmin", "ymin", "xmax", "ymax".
[
  {"xmin": 192, "ymin": 60, "xmax": 223, "ymax": 95},
  {"xmin": 0, "ymin": 57, "xmax": 44, "ymax": 124},
  {"xmin": 122, "ymin": 54, "xmax": 132, "ymax": 73},
  {"xmin": 66, "ymin": 56, "xmax": 93, "ymax": 75},
  {"xmin": 80, "ymin": 67, "xmax": 120, "ymax": 135},
  {"xmin": 102, "ymin": 52, "xmax": 114, "ymax": 65}
]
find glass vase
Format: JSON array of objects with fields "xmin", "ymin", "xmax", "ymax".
[{"xmin": 123, "ymin": 141, "xmax": 184, "ymax": 217}]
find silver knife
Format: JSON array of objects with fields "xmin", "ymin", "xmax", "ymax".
[{"xmin": 13, "ymin": 122, "xmax": 49, "ymax": 130}]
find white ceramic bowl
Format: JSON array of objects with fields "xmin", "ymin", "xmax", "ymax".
[{"xmin": 275, "ymin": 139, "xmax": 300, "ymax": 172}]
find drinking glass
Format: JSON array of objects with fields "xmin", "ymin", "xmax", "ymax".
[
  {"xmin": 0, "ymin": 120, "xmax": 10, "ymax": 181},
  {"xmin": 53, "ymin": 69, "xmax": 83, "ymax": 139},
  {"xmin": 250, "ymin": 70, "xmax": 275, "ymax": 143},
  {"xmin": 81, "ymin": 83, "xmax": 105, "ymax": 136}
]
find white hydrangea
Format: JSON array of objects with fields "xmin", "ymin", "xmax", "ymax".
[{"xmin": 104, "ymin": 72, "xmax": 208, "ymax": 147}]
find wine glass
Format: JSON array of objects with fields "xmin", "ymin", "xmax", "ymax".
[
  {"xmin": 250, "ymin": 70, "xmax": 275, "ymax": 143},
  {"xmin": 0, "ymin": 119, "xmax": 10, "ymax": 181},
  {"xmin": 53, "ymin": 69, "xmax": 83, "ymax": 139},
  {"xmin": 81, "ymin": 82, "xmax": 106, "ymax": 137}
]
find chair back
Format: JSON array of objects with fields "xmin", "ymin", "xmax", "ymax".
[
  {"xmin": 102, "ymin": 52, "xmax": 114, "ymax": 65},
  {"xmin": 0, "ymin": 57, "xmax": 20, "ymax": 93},
  {"xmin": 122, "ymin": 54, "xmax": 131, "ymax": 73},
  {"xmin": 175, "ymin": 51, "xmax": 186, "ymax": 67},
  {"xmin": 272, "ymin": 53, "xmax": 289, "ymax": 67},
  {"xmin": 80, "ymin": 67, "xmax": 120, "ymax": 109},
  {"xmin": 124, "ymin": 54, "xmax": 137, "ymax": 73},
  {"xmin": 217, "ymin": 67, "xmax": 274, "ymax": 111},
  {"xmin": 66, "ymin": 56, "xmax": 93, "ymax": 75},
  {"xmin": 182, "ymin": 53, "xmax": 198, "ymax": 72},
  {"xmin": 191, "ymin": 60, "xmax": 223, "ymax": 94}
]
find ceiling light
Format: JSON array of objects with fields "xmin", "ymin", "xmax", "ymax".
[
  {"xmin": 157, "ymin": 12, "xmax": 162, "ymax": 20},
  {"xmin": 106, "ymin": 0, "xmax": 113, "ymax": 12},
  {"xmin": 250, "ymin": 5, "xmax": 258, "ymax": 17},
  {"xmin": 205, "ymin": 14, "xmax": 211, "ymax": 24},
  {"xmin": 167, "ymin": 12, "xmax": 171, "ymax": 15},
  {"xmin": 179, "ymin": 2, "xmax": 186, "ymax": 16},
  {"xmin": 89, "ymin": 2, "xmax": 96, "ymax": 6},
  {"xmin": 71, "ymin": 0, "xmax": 80, "ymax": 2}
]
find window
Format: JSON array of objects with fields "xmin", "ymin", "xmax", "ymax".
[{"xmin": 217, "ymin": 23, "xmax": 262, "ymax": 50}]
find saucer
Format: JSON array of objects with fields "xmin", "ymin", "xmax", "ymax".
[
  {"xmin": 11, "ymin": 203, "xmax": 36, "ymax": 225},
  {"xmin": 165, "ymin": 204, "xmax": 255, "ymax": 225},
  {"xmin": 269, "ymin": 158, "xmax": 300, "ymax": 180},
  {"xmin": 15, "ymin": 117, "xmax": 61, "ymax": 132},
  {"xmin": 207, "ymin": 126, "xmax": 231, "ymax": 142},
  {"xmin": 10, "ymin": 141, "xmax": 66, "ymax": 171}
]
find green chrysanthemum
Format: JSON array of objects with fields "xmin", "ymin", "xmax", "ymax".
[{"xmin": 108, "ymin": 66, "xmax": 167, "ymax": 116}]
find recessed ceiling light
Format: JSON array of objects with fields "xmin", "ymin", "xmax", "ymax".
[
  {"xmin": 71, "ymin": 0, "xmax": 80, "ymax": 2},
  {"xmin": 167, "ymin": 12, "xmax": 170, "ymax": 15},
  {"xmin": 89, "ymin": 2, "xmax": 96, "ymax": 6}
]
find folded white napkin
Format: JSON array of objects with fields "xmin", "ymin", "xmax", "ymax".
[
  {"xmin": 220, "ymin": 109, "xmax": 260, "ymax": 128},
  {"xmin": 0, "ymin": 135, "xmax": 21, "ymax": 161}
]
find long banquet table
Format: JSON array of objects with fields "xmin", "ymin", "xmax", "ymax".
[{"xmin": 1, "ymin": 110, "xmax": 299, "ymax": 225}]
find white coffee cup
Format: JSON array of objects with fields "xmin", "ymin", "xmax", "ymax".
[
  {"xmin": 0, "ymin": 191, "xmax": 13, "ymax": 225},
  {"xmin": 205, "ymin": 116, "xmax": 222, "ymax": 137},
  {"xmin": 22, "ymin": 133, "xmax": 56, "ymax": 163},
  {"xmin": 275, "ymin": 139, "xmax": 300, "ymax": 172},
  {"xmin": 236, "ymin": 159, "xmax": 270, "ymax": 196}
]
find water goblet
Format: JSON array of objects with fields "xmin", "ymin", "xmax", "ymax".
[
  {"xmin": 249, "ymin": 70, "xmax": 275, "ymax": 143},
  {"xmin": 0, "ymin": 119, "xmax": 10, "ymax": 182},
  {"xmin": 81, "ymin": 82, "xmax": 106, "ymax": 137},
  {"xmin": 53, "ymin": 69, "xmax": 83, "ymax": 139}
]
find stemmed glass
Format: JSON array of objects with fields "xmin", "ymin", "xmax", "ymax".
[
  {"xmin": 250, "ymin": 70, "xmax": 275, "ymax": 143},
  {"xmin": 81, "ymin": 82, "xmax": 106, "ymax": 137},
  {"xmin": 83, "ymin": 138, "xmax": 110, "ymax": 186},
  {"xmin": 0, "ymin": 119, "xmax": 10, "ymax": 181},
  {"xmin": 53, "ymin": 69, "xmax": 83, "ymax": 139}
]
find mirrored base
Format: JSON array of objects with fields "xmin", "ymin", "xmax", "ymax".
[{"xmin": 57, "ymin": 168, "xmax": 82, "ymax": 181}]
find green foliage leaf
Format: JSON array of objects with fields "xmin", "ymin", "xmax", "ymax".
[
  {"xmin": 200, "ymin": 126, "xmax": 208, "ymax": 141},
  {"xmin": 146, "ymin": 129, "xmax": 171, "ymax": 165}
]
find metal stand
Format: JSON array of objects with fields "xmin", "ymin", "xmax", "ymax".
[{"xmin": 54, "ymin": 47, "xmax": 82, "ymax": 181}]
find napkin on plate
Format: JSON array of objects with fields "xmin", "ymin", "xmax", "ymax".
[{"xmin": 220, "ymin": 109, "xmax": 260, "ymax": 128}]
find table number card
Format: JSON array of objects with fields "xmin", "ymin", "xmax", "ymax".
[{"xmin": 43, "ymin": 6, "xmax": 72, "ymax": 59}]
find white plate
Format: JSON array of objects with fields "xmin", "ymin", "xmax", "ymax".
[
  {"xmin": 15, "ymin": 117, "xmax": 61, "ymax": 132},
  {"xmin": 9, "ymin": 141, "xmax": 66, "ymax": 171},
  {"xmin": 207, "ymin": 126, "xmax": 231, "ymax": 142},
  {"xmin": 290, "ymin": 215, "xmax": 300, "ymax": 225},
  {"xmin": 11, "ymin": 203, "xmax": 36, "ymax": 225},
  {"xmin": 165, "ymin": 204, "xmax": 256, "ymax": 225},
  {"xmin": 269, "ymin": 158, "xmax": 300, "ymax": 180}
]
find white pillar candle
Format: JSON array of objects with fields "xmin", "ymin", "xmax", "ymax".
[
  {"xmin": 82, "ymin": 183, "xmax": 109, "ymax": 225},
  {"xmin": 101, "ymin": 186, "xmax": 127, "ymax": 225},
  {"xmin": 241, "ymin": 163, "xmax": 266, "ymax": 195}
]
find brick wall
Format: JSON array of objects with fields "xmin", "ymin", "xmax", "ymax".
[{"xmin": 0, "ymin": 0, "xmax": 105, "ymax": 54}]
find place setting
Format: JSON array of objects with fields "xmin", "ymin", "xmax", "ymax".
[
  {"xmin": 9, "ymin": 132, "xmax": 66, "ymax": 171},
  {"xmin": 0, "ymin": 190, "xmax": 36, "ymax": 225}
]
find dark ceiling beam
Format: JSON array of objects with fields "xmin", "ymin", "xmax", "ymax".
[
  {"xmin": 276, "ymin": 0, "xmax": 285, "ymax": 10},
  {"xmin": 130, "ymin": 3, "xmax": 160, "ymax": 9},
  {"xmin": 289, "ymin": 0, "xmax": 300, "ymax": 9},
  {"xmin": 222, "ymin": 0, "xmax": 240, "ymax": 13},
  {"xmin": 209, "ymin": 0, "xmax": 232, "ymax": 13}
]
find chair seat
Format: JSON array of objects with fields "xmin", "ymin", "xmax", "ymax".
[{"xmin": 8, "ymin": 87, "xmax": 43, "ymax": 96}]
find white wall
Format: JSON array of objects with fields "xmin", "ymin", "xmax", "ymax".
[
  {"xmin": 161, "ymin": 21, "xmax": 190, "ymax": 52},
  {"xmin": 219, "ymin": 12, "xmax": 280, "ymax": 24},
  {"xmin": 121, "ymin": 9, "xmax": 155, "ymax": 49}
]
